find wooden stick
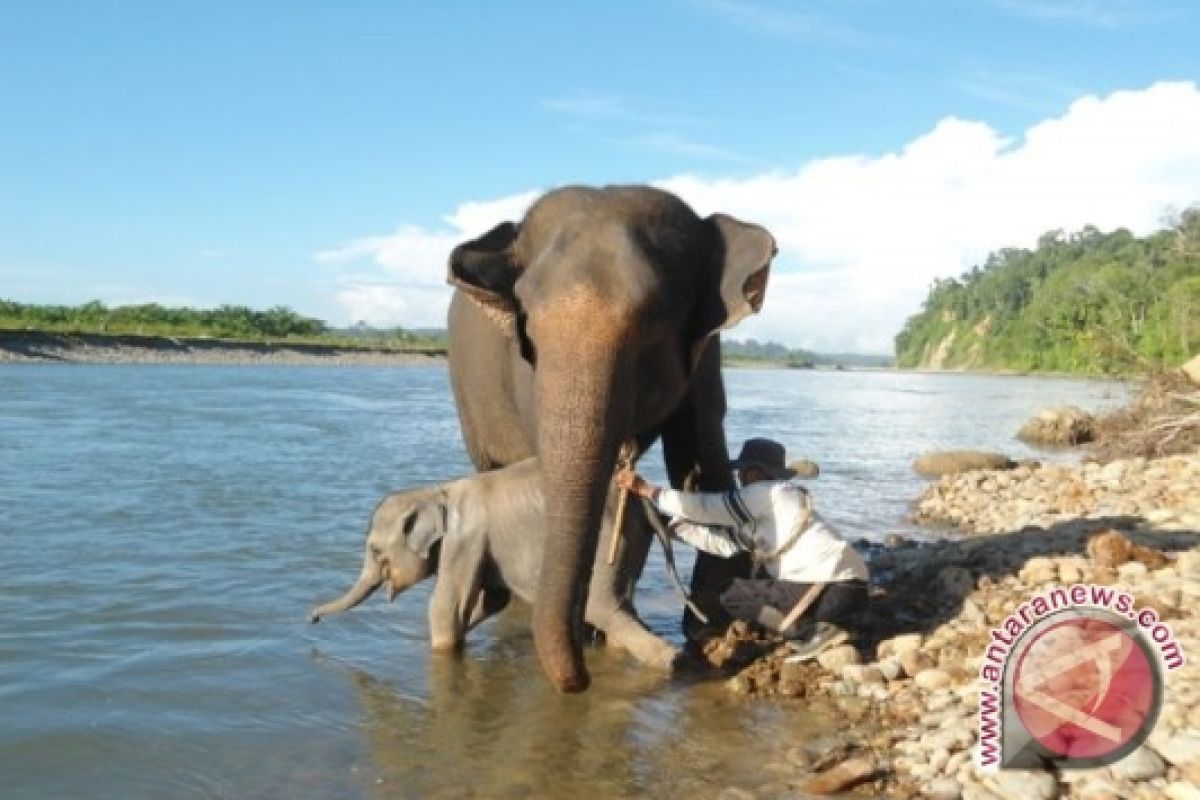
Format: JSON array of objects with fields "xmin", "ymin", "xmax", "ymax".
[
  {"xmin": 607, "ymin": 441, "xmax": 637, "ymax": 566},
  {"xmin": 607, "ymin": 487, "xmax": 630, "ymax": 566}
]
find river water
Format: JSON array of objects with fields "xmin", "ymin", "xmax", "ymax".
[{"xmin": 0, "ymin": 365, "xmax": 1130, "ymax": 799}]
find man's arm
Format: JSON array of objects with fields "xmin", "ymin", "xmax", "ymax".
[
  {"xmin": 669, "ymin": 519, "xmax": 744, "ymax": 558},
  {"xmin": 654, "ymin": 481, "xmax": 773, "ymax": 526}
]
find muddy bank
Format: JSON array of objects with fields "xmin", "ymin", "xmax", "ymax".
[
  {"xmin": 703, "ymin": 454, "xmax": 1200, "ymax": 798},
  {"xmin": 0, "ymin": 330, "xmax": 445, "ymax": 366}
]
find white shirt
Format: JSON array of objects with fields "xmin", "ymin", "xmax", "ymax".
[{"xmin": 654, "ymin": 479, "xmax": 868, "ymax": 584}]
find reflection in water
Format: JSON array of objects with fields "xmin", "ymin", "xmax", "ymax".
[{"xmin": 342, "ymin": 613, "xmax": 829, "ymax": 800}]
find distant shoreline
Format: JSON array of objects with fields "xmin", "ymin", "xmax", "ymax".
[{"xmin": 0, "ymin": 330, "xmax": 446, "ymax": 366}]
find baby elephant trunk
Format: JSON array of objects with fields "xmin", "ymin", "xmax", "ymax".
[{"xmin": 309, "ymin": 550, "xmax": 383, "ymax": 623}]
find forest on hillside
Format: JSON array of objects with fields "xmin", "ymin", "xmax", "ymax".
[{"xmin": 894, "ymin": 209, "xmax": 1200, "ymax": 373}]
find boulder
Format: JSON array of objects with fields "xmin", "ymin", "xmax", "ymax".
[
  {"xmin": 1017, "ymin": 405, "xmax": 1096, "ymax": 446},
  {"xmin": 787, "ymin": 458, "xmax": 821, "ymax": 478},
  {"xmin": 912, "ymin": 450, "xmax": 1017, "ymax": 478}
]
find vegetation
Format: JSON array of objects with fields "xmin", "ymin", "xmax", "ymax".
[
  {"xmin": 722, "ymin": 338, "xmax": 817, "ymax": 368},
  {"xmin": 0, "ymin": 300, "xmax": 446, "ymax": 351},
  {"xmin": 895, "ymin": 209, "xmax": 1200, "ymax": 374}
]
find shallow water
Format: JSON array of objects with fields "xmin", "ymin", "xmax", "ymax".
[{"xmin": 0, "ymin": 365, "xmax": 1130, "ymax": 798}]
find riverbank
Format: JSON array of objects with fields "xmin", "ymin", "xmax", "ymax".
[
  {"xmin": 707, "ymin": 451, "xmax": 1200, "ymax": 799},
  {"xmin": 0, "ymin": 330, "xmax": 445, "ymax": 366}
]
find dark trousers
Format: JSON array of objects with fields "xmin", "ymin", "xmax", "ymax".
[{"xmin": 720, "ymin": 578, "xmax": 868, "ymax": 633}]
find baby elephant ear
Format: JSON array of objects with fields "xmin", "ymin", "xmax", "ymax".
[
  {"xmin": 447, "ymin": 221, "xmax": 522, "ymax": 332},
  {"xmin": 405, "ymin": 497, "xmax": 448, "ymax": 560}
]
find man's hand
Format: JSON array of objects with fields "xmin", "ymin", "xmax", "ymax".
[{"xmin": 616, "ymin": 468, "xmax": 658, "ymax": 501}]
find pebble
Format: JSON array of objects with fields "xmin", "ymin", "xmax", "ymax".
[
  {"xmin": 1153, "ymin": 733, "xmax": 1200, "ymax": 767},
  {"xmin": 881, "ymin": 633, "xmax": 923, "ymax": 657},
  {"xmin": 877, "ymin": 656, "xmax": 903, "ymax": 681},
  {"xmin": 816, "ymin": 644, "xmax": 861, "ymax": 672},
  {"xmin": 985, "ymin": 769, "xmax": 1057, "ymax": 800},
  {"xmin": 1110, "ymin": 745, "xmax": 1166, "ymax": 781},
  {"xmin": 800, "ymin": 756, "xmax": 878, "ymax": 795},
  {"xmin": 914, "ymin": 668, "xmax": 953, "ymax": 690},
  {"xmin": 1165, "ymin": 782, "xmax": 1200, "ymax": 800},
  {"xmin": 1179, "ymin": 551, "xmax": 1200, "ymax": 579},
  {"xmin": 842, "ymin": 664, "xmax": 884, "ymax": 684},
  {"xmin": 927, "ymin": 778, "xmax": 963, "ymax": 800},
  {"xmin": 899, "ymin": 649, "xmax": 932, "ymax": 678}
]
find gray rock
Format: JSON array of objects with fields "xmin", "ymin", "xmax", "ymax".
[
  {"xmin": 1017, "ymin": 405, "xmax": 1096, "ymax": 446},
  {"xmin": 915, "ymin": 668, "xmax": 953, "ymax": 690},
  {"xmin": 927, "ymin": 778, "xmax": 963, "ymax": 800},
  {"xmin": 817, "ymin": 644, "xmax": 862, "ymax": 671},
  {"xmin": 787, "ymin": 458, "xmax": 820, "ymax": 478},
  {"xmin": 1165, "ymin": 781, "xmax": 1200, "ymax": 800},
  {"xmin": 1110, "ymin": 745, "xmax": 1166, "ymax": 781},
  {"xmin": 913, "ymin": 450, "xmax": 1017, "ymax": 478},
  {"xmin": 877, "ymin": 656, "xmax": 904, "ymax": 681},
  {"xmin": 986, "ymin": 769, "xmax": 1058, "ymax": 800},
  {"xmin": 1152, "ymin": 733, "xmax": 1200, "ymax": 767}
]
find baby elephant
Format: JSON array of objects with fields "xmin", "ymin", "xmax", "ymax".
[{"xmin": 310, "ymin": 458, "xmax": 678, "ymax": 670}]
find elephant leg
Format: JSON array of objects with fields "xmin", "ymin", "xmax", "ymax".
[
  {"xmin": 661, "ymin": 338, "xmax": 752, "ymax": 637},
  {"xmin": 428, "ymin": 535, "xmax": 488, "ymax": 651},
  {"xmin": 587, "ymin": 602, "xmax": 678, "ymax": 670}
]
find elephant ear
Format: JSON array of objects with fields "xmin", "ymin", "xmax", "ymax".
[
  {"xmin": 447, "ymin": 221, "xmax": 522, "ymax": 333},
  {"xmin": 692, "ymin": 213, "xmax": 777, "ymax": 365},
  {"xmin": 404, "ymin": 495, "xmax": 449, "ymax": 560}
]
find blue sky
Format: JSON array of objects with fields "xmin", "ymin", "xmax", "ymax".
[{"xmin": 3, "ymin": 1, "xmax": 1199, "ymax": 352}]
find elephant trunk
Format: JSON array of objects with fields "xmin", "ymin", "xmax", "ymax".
[
  {"xmin": 532, "ymin": 340, "xmax": 631, "ymax": 693},
  {"xmin": 309, "ymin": 549, "xmax": 383, "ymax": 623}
]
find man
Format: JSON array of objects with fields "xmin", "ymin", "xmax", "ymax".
[{"xmin": 617, "ymin": 438, "xmax": 868, "ymax": 661}]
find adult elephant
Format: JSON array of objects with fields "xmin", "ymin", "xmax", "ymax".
[{"xmin": 446, "ymin": 185, "xmax": 776, "ymax": 692}]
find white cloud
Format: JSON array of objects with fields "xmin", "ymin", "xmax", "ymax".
[
  {"xmin": 316, "ymin": 191, "xmax": 539, "ymax": 328},
  {"xmin": 318, "ymin": 81, "xmax": 1200, "ymax": 350}
]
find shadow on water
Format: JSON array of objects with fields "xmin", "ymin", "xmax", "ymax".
[{"xmin": 320, "ymin": 613, "xmax": 833, "ymax": 800}]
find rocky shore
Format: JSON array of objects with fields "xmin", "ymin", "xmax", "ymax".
[
  {"xmin": 0, "ymin": 331, "xmax": 445, "ymax": 366},
  {"xmin": 701, "ymin": 452, "xmax": 1200, "ymax": 799}
]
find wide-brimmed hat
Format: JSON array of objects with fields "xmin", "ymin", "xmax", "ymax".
[{"xmin": 729, "ymin": 438, "xmax": 797, "ymax": 479}]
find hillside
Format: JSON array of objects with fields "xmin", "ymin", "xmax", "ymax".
[{"xmin": 895, "ymin": 209, "xmax": 1200, "ymax": 373}]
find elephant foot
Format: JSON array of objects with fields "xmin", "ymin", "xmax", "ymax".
[{"xmin": 531, "ymin": 626, "xmax": 590, "ymax": 692}]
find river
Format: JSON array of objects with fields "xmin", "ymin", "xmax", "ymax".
[{"xmin": 0, "ymin": 365, "xmax": 1130, "ymax": 798}]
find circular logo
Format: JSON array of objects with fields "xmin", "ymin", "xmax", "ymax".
[{"xmin": 1011, "ymin": 611, "xmax": 1160, "ymax": 763}]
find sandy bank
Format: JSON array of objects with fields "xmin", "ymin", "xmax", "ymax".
[
  {"xmin": 0, "ymin": 331, "xmax": 446, "ymax": 366},
  {"xmin": 704, "ymin": 454, "xmax": 1200, "ymax": 798}
]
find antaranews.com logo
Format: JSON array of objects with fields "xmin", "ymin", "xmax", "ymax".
[{"xmin": 978, "ymin": 582, "xmax": 1186, "ymax": 770}]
